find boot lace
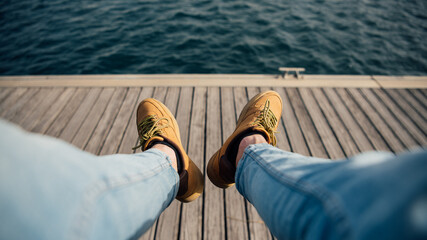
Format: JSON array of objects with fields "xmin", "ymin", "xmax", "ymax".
[
  {"xmin": 133, "ymin": 115, "xmax": 170, "ymax": 150},
  {"xmin": 253, "ymin": 99, "xmax": 278, "ymax": 146}
]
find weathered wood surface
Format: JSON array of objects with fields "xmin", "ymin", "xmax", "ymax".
[
  {"xmin": 0, "ymin": 86, "xmax": 425, "ymax": 240},
  {"xmin": 2, "ymin": 74, "xmax": 426, "ymax": 88}
]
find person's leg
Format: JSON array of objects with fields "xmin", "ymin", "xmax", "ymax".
[
  {"xmin": 235, "ymin": 134, "xmax": 427, "ymax": 239},
  {"xmin": 0, "ymin": 119, "xmax": 179, "ymax": 240}
]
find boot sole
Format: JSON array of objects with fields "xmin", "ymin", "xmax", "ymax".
[
  {"xmin": 180, "ymin": 191, "xmax": 202, "ymax": 203},
  {"xmin": 207, "ymin": 151, "xmax": 235, "ymax": 189}
]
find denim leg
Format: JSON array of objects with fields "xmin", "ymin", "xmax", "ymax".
[
  {"xmin": 235, "ymin": 143, "xmax": 427, "ymax": 240},
  {"xmin": 0, "ymin": 120, "xmax": 179, "ymax": 240}
]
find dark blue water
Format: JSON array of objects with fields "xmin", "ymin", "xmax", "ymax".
[{"xmin": 1, "ymin": 0, "xmax": 426, "ymax": 75}]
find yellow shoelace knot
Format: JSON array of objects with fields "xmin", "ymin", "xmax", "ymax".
[
  {"xmin": 253, "ymin": 99, "xmax": 278, "ymax": 146},
  {"xmin": 133, "ymin": 115, "xmax": 170, "ymax": 150}
]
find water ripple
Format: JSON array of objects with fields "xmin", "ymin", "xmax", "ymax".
[{"xmin": 0, "ymin": 0, "xmax": 426, "ymax": 75}]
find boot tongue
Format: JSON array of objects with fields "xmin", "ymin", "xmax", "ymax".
[{"xmin": 143, "ymin": 136, "xmax": 165, "ymax": 150}]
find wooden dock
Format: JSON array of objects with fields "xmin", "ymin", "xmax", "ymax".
[{"xmin": 0, "ymin": 74, "xmax": 426, "ymax": 240}]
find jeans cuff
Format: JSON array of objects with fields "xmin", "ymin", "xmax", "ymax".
[
  {"xmin": 235, "ymin": 143, "xmax": 271, "ymax": 196},
  {"xmin": 141, "ymin": 148, "xmax": 180, "ymax": 202}
]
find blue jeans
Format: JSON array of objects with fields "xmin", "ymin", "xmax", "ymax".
[
  {"xmin": 1, "ymin": 120, "xmax": 426, "ymax": 239},
  {"xmin": 0, "ymin": 120, "xmax": 179, "ymax": 240},
  {"xmin": 236, "ymin": 144, "xmax": 427, "ymax": 240}
]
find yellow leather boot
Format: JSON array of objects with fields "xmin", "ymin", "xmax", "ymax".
[
  {"xmin": 134, "ymin": 98, "xmax": 204, "ymax": 202},
  {"xmin": 207, "ymin": 91, "xmax": 282, "ymax": 188}
]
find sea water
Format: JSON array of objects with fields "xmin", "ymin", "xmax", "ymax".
[{"xmin": 0, "ymin": 0, "xmax": 426, "ymax": 75}]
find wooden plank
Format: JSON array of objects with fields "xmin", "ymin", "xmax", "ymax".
[
  {"xmin": 359, "ymin": 89, "xmax": 416, "ymax": 149},
  {"xmin": 0, "ymin": 88, "xmax": 14, "ymax": 103},
  {"xmin": 203, "ymin": 87, "xmax": 227, "ymax": 239},
  {"xmin": 396, "ymin": 89, "xmax": 427, "ymax": 121},
  {"xmin": 1, "ymin": 88, "xmax": 40, "ymax": 121},
  {"xmin": 233, "ymin": 87, "xmax": 248, "ymax": 114},
  {"xmin": 241, "ymin": 87, "xmax": 276, "ymax": 238},
  {"xmin": 152, "ymin": 87, "xmax": 168, "ymax": 101},
  {"xmin": 274, "ymin": 87, "xmax": 310, "ymax": 155},
  {"xmin": 311, "ymin": 88, "xmax": 360, "ymax": 157},
  {"xmin": 376, "ymin": 80, "xmax": 427, "ymax": 89},
  {"xmin": 335, "ymin": 88, "xmax": 390, "ymax": 152},
  {"xmin": 286, "ymin": 88, "xmax": 328, "ymax": 158},
  {"xmin": 175, "ymin": 87, "xmax": 194, "ymax": 149},
  {"xmin": 140, "ymin": 87, "xmax": 168, "ymax": 239},
  {"xmin": 222, "ymin": 88, "xmax": 238, "ymax": 142},
  {"xmin": 136, "ymin": 87, "xmax": 170, "ymax": 240},
  {"xmin": 71, "ymin": 88, "xmax": 115, "ymax": 149},
  {"xmin": 2, "ymin": 74, "xmax": 420, "ymax": 82},
  {"xmin": 176, "ymin": 87, "xmax": 197, "ymax": 239},
  {"xmin": 299, "ymin": 88, "xmax": 345, "ymax": 159},
  {"xmin": 163, "ymin": 87, "xmax": 181, "ymax": 118},
  {"xmin": 84, "ymin": 88, "xmax": 127, "ymax": 154},
  {"xmin": 384, "ymin": 89, "xmax": 426, "ymax": 136},
  {"xmin": 256, "ymin": 87, "xmax": 290, "ymax": 240},
  {"xmin": 222, "ymin": 87, "xmax": 249, "ymax": 240},
  {"xmin": 13, "ymin": 88, "xmax": 62, "ymax": 127},
  {"xmin": 236, "ymin": 87, "xmax": 272, "ymax": 240},
  {"xmin": 180, "ymin": 87, "xmax": 206, "ymax": 240},
  {"xmin": 153, "ymin": 87, "xmax": 182, "ymax": 240},
  {"xmin": 372, "ymin": 89, "xmax": 426, "ymax": 146},
  {"xmin": 201, "ymin": 87, "xmax": 226, "ymax": 240},
  {"xmin": 3, "ymin": 74, "xmax": 427, "ymax": 88},
  {"xmin": 373, "ymin": 76, "xmax": 427, "ymax": 89},
  {"xmin": 19, "ymin": 88, "xmax": 65, "ymax": 131},
  {"xmin": 58, "ymin": 88, "xmax": 102, "ymax": 143},
  {"xmin": 173, "ymin": 87, "xmax": 193, "ymax": 240},
  {"xmin": 323, "ymin": 88, "xmax": 374, "ymax": 152},
  {"xmin": 102, "ymin": 86, "xmax": 149, "ymax": 240},
  {"xmin": 0, "ymin": 88, "xmax": 29, "ymax": 114},
  {"xmin": 346, "ymin": 89, "xmax": 405, "ymax": 152},
  {"xmin": 99, "ymin": 88, "xmax": 141, "ymax": 155},
  {"xmin": 44, "ymin": 88, "xmax": 90, "ymax": 138},
  {"xmin": 372, "ymin": 76, "xmax": 427, "ymax": 81},
  {"xmin": 0, "ymin": 74, "xmax": 378, "ymax": 82},
  {"xmin": 409, "ymin": 89, "xmax": 427, "ymax": 108},
  {"xmin": 31, "ymin": 88, "xmax": 77, "ymax": 134},
  {"xmin": 248, "ymin": 87, "xmax": 289, "ymax": 239},
  {"xmin": 117, "ymin": 87, "xmax": 154, "ymax": 154},
  {"xmin": 246, "ymin": 87, "xmax": 259, "ymax": 99},
  {"xmin": 259, "ymin": 87, "xmax": 292, "ymax": 152},
  {"xmin": 0, "ymin": 74, "xmax": 385, "ymax": 88}
]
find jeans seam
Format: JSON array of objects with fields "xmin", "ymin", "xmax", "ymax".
[
  {"xmin": 243, "ymin": 146, "xmax": 353, "ymax": 239},
  {"xmin": 68, "ymin": 161, "xmax": 176, "ymax": 240}
]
